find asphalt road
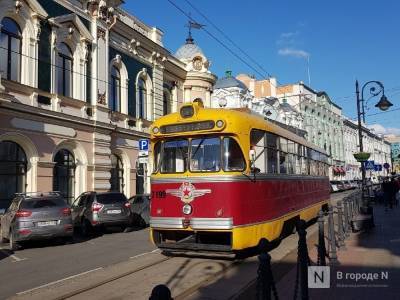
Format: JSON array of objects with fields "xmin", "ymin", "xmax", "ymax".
[
  {"xmin": 0, "ymin": 190, "xmax": 354, "ymax": 299},
  {"xmin": 0, "ymin": 227, "xmax": 155, "ymax": 299}
]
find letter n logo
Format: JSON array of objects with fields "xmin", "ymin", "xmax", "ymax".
[{"xmin": 308, "ymin": 266, "xmax": 330, "ymax": 288}]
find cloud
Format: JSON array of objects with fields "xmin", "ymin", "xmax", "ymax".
[
  {"xmin": 276, "ymin": 31, "xmax": 298, "ymax": 45},
  {"xmin": 368, "ymin": 124, "xmax": 400, "ymax": 135},
  {"xmin": 278, "ymin": 47, "xmax": 309, "ymax": 58}
]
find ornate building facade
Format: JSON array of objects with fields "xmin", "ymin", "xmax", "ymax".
[
  {"xmin": 343, "ymin": 119, "xmax": 392, "ymax": 180},
  {"xmin": 0, "ymin": 0, "xmax": 216, "ymax": 210},
  {"xmin": 230, "ymin": 75, "xmax": 345, "ymax": 179}
]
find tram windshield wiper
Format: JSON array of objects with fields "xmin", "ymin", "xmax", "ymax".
[{"xmin": 191, "ymin": 138, "xmax": 206, "ymax": 158}]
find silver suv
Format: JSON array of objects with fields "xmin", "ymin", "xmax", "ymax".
[
  {"xmin": 71, "ymin": 192, "xmax": 131, "ymax": 236},
  {"xmin": 0, "ymin": 192, "xmax": 73, "ymax": 250}
]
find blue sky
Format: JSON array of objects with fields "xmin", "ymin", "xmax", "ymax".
[{"xmin": 123, "ymin": 0, "xmax": 400, "ymax": 134}]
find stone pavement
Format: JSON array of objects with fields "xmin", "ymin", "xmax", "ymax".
[{"xmin": 274, "ymin": 200, "xmax": 400, "ymax": 300}]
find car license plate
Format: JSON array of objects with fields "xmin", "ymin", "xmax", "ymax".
[
  {"xmin": 37, "ymin": 221, "xmax": 57, "ymax": 227},
  {"xmin": 107, "ymin": 210, "xmax": 121, "ymax": 214}
]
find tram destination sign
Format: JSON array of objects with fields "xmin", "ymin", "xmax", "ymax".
[{"xmin": 160, "ymin": 120, "xmax": 215, "ymax": 134}]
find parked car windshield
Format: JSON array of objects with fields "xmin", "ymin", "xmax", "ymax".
[
  {"xmin": 20, "ymin": 198, "xmax": 66, "ymax": 209},
  {"xmin": 96, "ymin": 193, "xmax": 127, "ymax": 204}
]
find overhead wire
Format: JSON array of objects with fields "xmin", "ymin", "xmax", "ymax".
[
  {"xmin": 165, "ymin": 0, "xmax": 272, "ymax": 81},
  {"xmin": 182, "ymin": 0, "xmax": 277, "ymax": 81}
]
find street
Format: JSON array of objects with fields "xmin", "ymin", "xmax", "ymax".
[
  {"xmin": 0, "ymin": 191, "xmax": 352, "ymax": 300},
  {"xmin": 0, "ymin": 227, "xmax": 155, "ymax": 299}
]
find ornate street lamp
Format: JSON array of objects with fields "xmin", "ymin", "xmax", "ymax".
[{"xmin": 355, "ymin": 80, "xmax": 393, "ymax": 208}]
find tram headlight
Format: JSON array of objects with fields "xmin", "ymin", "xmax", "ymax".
[
  {"xmin": 180, "ymin": 106, "xmax": 194, "ymax": 118},
  {"xmin": 216, "ymin": 120, "xmax": 224, "ymax": 128},
  {"xmin": 182, "ymin": 204, "xmax": 192, "ymax": 215},
  {"xmin": 152, "ymin": 127, "xmax": 159, "ymax": 134}
]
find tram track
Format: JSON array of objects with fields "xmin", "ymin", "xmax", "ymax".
[
  {"xmin": 52, "ymin": 255, "xmax": 173, "ymax": 300},
  {"xmin": 14, "ymin": 191, "xmax": 356, "ymax": 300},
  {"xmin": 58, "ymin": 253, "xmax": 238, "ymax": 300}
]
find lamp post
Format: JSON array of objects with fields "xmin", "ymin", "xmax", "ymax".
[{"xmin": 355, "ymin": 80, "xmax": 393, "ymax": 206}]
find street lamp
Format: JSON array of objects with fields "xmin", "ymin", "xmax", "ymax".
[{"xmin": 355, "ymin": 80, "xmax": 393, "ymax": 206}]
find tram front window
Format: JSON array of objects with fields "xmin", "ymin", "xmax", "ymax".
[
  {"xmin": 190, "ymin": 137, "xmax": 221, "ymax": 172},
  {"xmin": 223, "ymin": 137, "xmax": 245, "ymax": 171},
  {"xmin": 160, "ymin": 140, "xmax": 188, "ymax": 173},
  {"xmin": 155, "ymin": 136, "xmax": 245, "ymax": 174}
]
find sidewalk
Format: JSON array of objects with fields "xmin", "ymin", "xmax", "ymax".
[{"xmin": 275, "ymin": 200, "xmax": 400, "ymax": 300}]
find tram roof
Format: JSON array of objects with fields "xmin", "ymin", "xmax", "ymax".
[{"xmin": 151, "ymin": 102, "xmax": 327, "ymax": 155}]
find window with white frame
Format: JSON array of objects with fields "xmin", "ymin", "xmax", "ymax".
[
  {"xmin": 0, "ymin": 17, "xmax": 22, "ymax": 82},
  {"xmin": 57, "ymin": 43, "xmax": 73, "ymax": 97}
]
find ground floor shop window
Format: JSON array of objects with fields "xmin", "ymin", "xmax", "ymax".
[
  {"xmin": 53, "ymin": 149, "xmax": 75, "ymax": 204},
  {"xmin": 110, "ymin": 154, "xmax": 124, "ymax": 192},
  {"xmin": 0, "ymin": 141, "xmax": 26, "ymax": 210}
]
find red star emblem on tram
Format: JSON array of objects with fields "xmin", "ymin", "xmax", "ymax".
[{"xmin": 166, "ymin": 182, "xmax": 212, "ymax": 204}]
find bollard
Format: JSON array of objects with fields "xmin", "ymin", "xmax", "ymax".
[
  {"xmin": 317, "ymin": 210, "xmax": 327, "ymax": 266},
  {"xmin": 349, "ymin": 197, "xmax": 354, "ymax": 218},
  {"xmin": 256, "ymin": 238, "xmax": 278, "ymax": 300},
  {"xmin": 327, "ymin": 205, "xmax": 338, "ymax": 265},
  {"xmin": 343, "ymin": 198, "xmax": 350, "ymax": 237},
  {"xmin": 149, "ymin": 284, "xmax": 172, "ymax": 300},
  {"xmin": 293, "ymin": 220, "xmax": 309, "ymax": 300},
  {"xmin": 336, "ymin": 201, "xmax": 346, "ymax": 249}
]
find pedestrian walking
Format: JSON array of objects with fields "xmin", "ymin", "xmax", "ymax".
[
  {"xmin": 382, "ymin": 177, "xmax": 392, "ymax": 210},
  {"xmin": 392, "ymin": 176, "xmax": 400, "ymax": 206}
]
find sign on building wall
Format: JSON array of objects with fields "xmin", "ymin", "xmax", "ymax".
[{"xmin": 139, "ymin": 139, "xmax": 149, "ymax": 157}]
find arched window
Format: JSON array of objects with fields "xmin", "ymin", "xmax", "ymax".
[
  {"xmin": 110, "ymin": 154, "xmax": 124, "ymax": 192},
  {"xmin": 57, "ymin": 43, "xmax": 73, "ymax": 97},
  {"xmin": 0, "ymin": 18, "xmax": 22, "ymax": 81},
  {"xmin": 53, "ymin": 149, "xmax": 75, "ymax": 204},
  {"xmin": 110, "ymin": 66, "xmax": 120, "ymax": 112},
  {"xmin": 138, "ymin": 78, "xmax": 146, "ymax": 119},
  {"xmin": 0, "ymin": 141, "xmax": 26, "ymax": 210}
]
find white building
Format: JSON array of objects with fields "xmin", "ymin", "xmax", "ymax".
[
  {"xmin": 343, "ymin": 119, "xmax": 391, "ymax": 180},
  {"xmin": 211, "ymin": 71, "xmax": 252, "ymax": 108}
]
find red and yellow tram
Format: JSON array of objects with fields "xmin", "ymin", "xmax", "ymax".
[{"xmin": 149, "ymin": 100, "xmax": 330, "ymax": 253}]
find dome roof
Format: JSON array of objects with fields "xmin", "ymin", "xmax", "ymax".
[
  {"xmin": 175, "ymin": 40, "xmax": 205, "ymax": 60},
  {"xmin": 214, "ymin": 76, "xmax": 248, "ymax": 90}
]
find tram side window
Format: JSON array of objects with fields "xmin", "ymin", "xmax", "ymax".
[
  {"xmin": 223, "ymin": 137, "xmax": 245, "ymax": 171},
  {"xmin": 160, "ymin": 140, "xmax": 188, "ymax": 173},
  {"xmin": 287, "ymin": 140, "xmax": 296, "ymax": 174},
  {"xmin": 296, "ymin": 144, "xmax": 303, "ymax": 174},
  {"xmin": 279, "ymin": 137, "xmax": 288, "ymax": 174},
  {"xmin": 266, "ymin": 132, "xmax": 278, "ymax": 174},
  {"xmin": 153, "ymin": 141, "xmax": 161, "ymax": 173},
  {"xmin": 250, "ymin": 129, "xmax": 266, "ymax": 173}
]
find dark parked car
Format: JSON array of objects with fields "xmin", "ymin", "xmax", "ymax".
[
  {"xmin": 71, "ymin": 192, "xmax": 131, "ymax": 236},
  {"xmin": 128, "ymin": 194, "xmax": 150, "ymax": 227},
  {"xmin": 0, "ymin": 192, "xmax": 73, "ymax": 250}
]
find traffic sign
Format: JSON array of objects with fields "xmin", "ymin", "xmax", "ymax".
[
  {"xmin": 139, "ymin": 139, "xmax": 149, "ymax": 151},
  {"xmin": 138, "ymin": 156, "xmax": 148, "ymax": 164},
  {"xmin": 365, "ymin": 160, "xmax": 375, "ymax": 170},
  {"xmin": 374, "ymin": 164, "xmax": 382, "ymax": 172},
  {"xmin": 383, "ymin": 163, "xmax": 390, "ymax": 169}
]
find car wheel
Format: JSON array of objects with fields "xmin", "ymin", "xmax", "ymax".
[{"xmin": 81, "ymin": 219, "xmax": 92, "ymax": 237}]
